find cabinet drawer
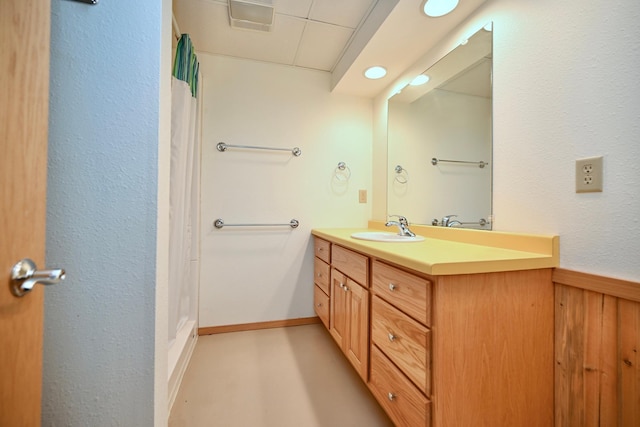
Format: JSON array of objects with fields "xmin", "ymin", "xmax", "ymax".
[
  {"xmin": 372, "ymin": 296, "xmax": 431, "ymax": 396},
  {"xmin": 370, "ymin": 345, "xmax": 431, "ymax": 427},
  {"xmin": 314, "ymin": 257, "xmax": 330, "ymax": 295},
  {"xmin": 314, "ymin": 285, "xmax": 330, "ymax": 330},
  {"xmin": 332, "ymin": 245, "xmax": 368, "ymax": 286},
  {"xmin": 372, "ymin": 260, "xmax": 431, "ymax": 326},
  {"xmin": 314, "ymin": 238, "xmax": 330, "ymax": 263}
]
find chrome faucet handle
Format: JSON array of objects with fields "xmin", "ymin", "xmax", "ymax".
[
  {"xmin": 442, "ymin": 215, "xmax": 458, "ymax": 227},
  {"xmin": 388, "ymin": 214, "xmax": 409, "ymax": 225},
  {"xmin": 386, "ymin": 215, "xmax": 415, "ymax": 237}
]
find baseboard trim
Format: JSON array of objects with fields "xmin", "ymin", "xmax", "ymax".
[
  {"xmin": 552, "ymin": 268, "xmax": 640, "ymax": 302},
  {"xmin": 198, "ymin": 316, "xmax": 321, "ymax": 336}
]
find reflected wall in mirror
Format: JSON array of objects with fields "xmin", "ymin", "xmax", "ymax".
[{"xmin": 387, "ymin": 25, "xmax": 493, "ymax": 229}]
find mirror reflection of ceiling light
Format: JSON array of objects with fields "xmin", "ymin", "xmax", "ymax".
[
  {"xmin": 364, "ymin": 66, "xmax": 387, "ymax": 79},
  {"xmin": 422, "ymin": 0, "xmax": 459, "ymax": 17},
  {"xmin": 410, "ymin": 74, "xmax": 430, "ymax": 86}
]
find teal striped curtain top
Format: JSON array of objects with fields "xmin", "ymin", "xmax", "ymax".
[{"xmin": 173, "ymin": 34, "xmax": 199, "ymax": 98}]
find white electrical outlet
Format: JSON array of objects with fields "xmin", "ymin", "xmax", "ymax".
[{"xmin": 576, "ymin": 156, "xmax": 603, "ymax": 193}]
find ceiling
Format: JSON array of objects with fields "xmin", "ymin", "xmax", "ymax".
[{"xmin": 173, "ymin": 0, "xmax": 488, "ymax": 98}]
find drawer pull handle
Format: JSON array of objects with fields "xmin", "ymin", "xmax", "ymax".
[
  {"xmin": 317, "ymin": 273, "xmax": 322, "ymax": 277},
  {"xmin": 339, "ymin": 282, "xmax": 344, "ymax": 289},
  {"xmin": 316, "ymin": 303, "xmax": 322, "ymax": 307},
  {"xmin": 387, "ymin": 392, "xmax": 396, "ymax": 401},
  {"xmin": 388, "ymin": 283, "xmax": 396, "ymax": 291},
  {"xmin": 388, "ymin": 333, "xmax": 396, "ymax": 342},
  {"xmin": 343, "ymin": 286, "xmax": 349, "ymax": 292}
]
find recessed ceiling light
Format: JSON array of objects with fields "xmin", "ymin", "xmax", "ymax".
[
  {"xmin": 364, "ymin": 66, "xmax": 387, "ymax": 80},
  {"xmin": 410, "ymin": 74, "xmax": 430, "ymax": 86},
  {"xmin": 422, "ymin": 0, "xmax": 459, "ymax": 18}
]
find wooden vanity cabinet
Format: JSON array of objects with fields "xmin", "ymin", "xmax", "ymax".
[
  {"xmin": 329, "ymin": 245, "xmax": 369, "ymax": 381},
  {"xmin": 313, "ymin": 238, "xmax": 370, "ymax": 381},
  {"xmin": 313, "ymin": 285, "xmax": 330, "ymax": 329},
  {"xmin": 313, "ymin": 238, "xmax": 331, "ymax": 329},
  {"xmin": 313, "ymin": 236, "xmax": 554, "ymax": 427},
  {"xmin": 370, "ymin": 345, "xmax": 431, "ymax": 427},
  {"xmin": 369, "ymin": 261, "xmax": 553, "ymax": 427},
  {"xmin": 431, "ymin": 269, "xmax": 554, "ymax": 427},
  {"xmin": 370, "ymin": 260, "xmax": 432, "ymax": 427}
]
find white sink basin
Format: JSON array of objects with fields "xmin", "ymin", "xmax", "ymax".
[{"xmin": 350, "ymin": 231, "xmax": 425, "ymax": 243}]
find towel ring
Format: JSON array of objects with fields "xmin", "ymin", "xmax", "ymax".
[
  {"xmin": 394, "ymin": 165, "xmax": 408, "ymax": 184},
  {"xmin": 334, "ymin": 162, "xmax": 351, "ymax": 181}
]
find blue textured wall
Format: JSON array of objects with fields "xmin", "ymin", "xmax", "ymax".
[{"xmin": 44, "ymin": 1, "xmax": 162, "ymax": 425}]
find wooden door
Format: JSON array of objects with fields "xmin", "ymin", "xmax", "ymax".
[
  {"xmin": 346, "ymin": 279, "xmax": 369, "ymax": 381},
  {"xmin": 0, "ymin": 0, "xmax": 51, "ymax": 425},
  {"xmin": 330, "ymin": 269, "xmax": 347, "ymax": 348}
]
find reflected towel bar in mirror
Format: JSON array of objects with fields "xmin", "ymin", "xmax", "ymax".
[
  {"xmin": 431, "ymin": 158, "xmax": 488, "ymax": 168},
  {"xmin": 431, "ymin": 218, "xmax": 489, "ymax": 227},
  {"xmin": 394, "ymin": 165, "xmax": 409, "ymax": 183}
]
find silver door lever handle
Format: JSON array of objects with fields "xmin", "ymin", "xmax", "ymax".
[{"xmin": 10, "ymin": 258, "xmax": 66, "ymax": 297}]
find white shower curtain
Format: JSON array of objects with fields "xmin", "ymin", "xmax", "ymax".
[{"xmin": 169, "ymin": 34, "xmax": 200, "ymax": 346}]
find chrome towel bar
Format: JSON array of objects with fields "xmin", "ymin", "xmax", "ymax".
[
  {"xmin": 432, "ymin": 218, "xmax": 489, "ymax": 227},
  {"xmin": 217, "ymin": 142, "xmax": 301, "ymax": 156},
  {"xmin": 214, "ymin": 219, "xmax": 300, "ymax": 229},
  {"xmin": 431, "ymin": 157, "xmax": 488, "ymax": 168}
]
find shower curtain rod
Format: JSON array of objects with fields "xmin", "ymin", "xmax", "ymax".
[{"xmin": 172, "ymin": 14, "xmax": 181, "ymax": 41}]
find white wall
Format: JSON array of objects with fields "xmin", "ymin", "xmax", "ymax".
[
  {"xmin": 375, "ymin": 0, "xmax": 640, "ymax": 282},
  {"xmin": 44, "ymin": 0, "xmax": 170, "ymax": 425},
  {"xmin": 198, "ymin": 55, "xmax": 373, "ymax": 327}
]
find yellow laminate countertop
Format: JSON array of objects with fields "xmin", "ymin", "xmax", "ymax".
[{"xmin": 312, "ymin": 223, "xmax": 559, "ymax": 276}]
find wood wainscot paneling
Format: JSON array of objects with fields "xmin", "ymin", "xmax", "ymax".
[{"xmin": 554, "ymin": 268, "xmax": 640, "ymax": 427}]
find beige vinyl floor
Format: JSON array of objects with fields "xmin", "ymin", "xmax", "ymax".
[{"xmin": 169, "ymin": 323, "xmax": 394, "ymax": 427}]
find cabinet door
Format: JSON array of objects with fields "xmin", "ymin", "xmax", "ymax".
[
  {"xmin": 346, "ymin": 278, "xmax": 369, "ymax": 381},
  {"xmin": 330, "ymin": 268, "xmax": 347, "ymax": 348}
]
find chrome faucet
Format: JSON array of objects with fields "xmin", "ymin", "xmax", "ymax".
[
  {"xmin": 442, "ymin": 215, "xmax": 462, "ymax": 227},
  {"xmin": 385, "ymin": 215, "xmax": 416, "ymax": 237}
]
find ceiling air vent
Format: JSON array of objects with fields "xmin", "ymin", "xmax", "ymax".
[{"xmin": 228, "ymin": 0, "xmax": 275, "ymax": 33}]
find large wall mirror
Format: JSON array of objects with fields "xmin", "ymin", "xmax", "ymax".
[{"xmin": 387, "ymin": 24, "xmax": 493, "ymax": 229}]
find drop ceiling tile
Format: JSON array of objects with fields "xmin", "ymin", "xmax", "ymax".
[
  {"xmin": 295, "ymin": 22, "xmax": 353, "ymax": 71},
  {"xmin": 309, "ymin": 0, "xmax": 375, "ymax": 28},
  {"xmin": 173, "ymin": 0, "xmax": 225, "ymax": 54},
  {"xmin": 274, "ymin": 0, "xmax": 313, "ymax": 18},
  {"xmin": 175, "ymin": 0, "xmax": 305, "ymax": 66}
]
